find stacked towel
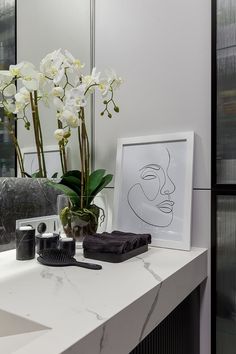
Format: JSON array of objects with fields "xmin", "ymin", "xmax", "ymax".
[
  {"xmin": 111, "ymin": 230, "xmax": 151, "ymax": 246},
  {"xmin": 83, "ymin": 231, "xmax": 152, "ymax": 255}
]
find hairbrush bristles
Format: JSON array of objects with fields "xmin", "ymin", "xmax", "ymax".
[{"xmin": 37, "ymin": 248, "xmax": 102, "ymax": 270}]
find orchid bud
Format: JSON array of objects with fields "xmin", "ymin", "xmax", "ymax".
[
  {"xmin": 63, "ymin": 131, "xmax": 71, "ymax": 139},
  {"xmin": 54, "ymin": 129, "xmax": 64, "ymax": 141},
  {"xmin": 25, "ymin": 122, "xmax": 30, "ymax": 130}
]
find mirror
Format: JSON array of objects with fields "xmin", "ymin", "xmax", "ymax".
[
  {"xmin": 0, "ymin": 0, "xmax": 92, "ymax": 176},
  {"xmin": 0, "ymin": 0, "xmax": 16, "ymax": 176}
]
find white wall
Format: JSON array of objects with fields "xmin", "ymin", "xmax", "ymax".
[
  {"xmin": 94, "ymin": 1, "xmax": 211, "ymax": 354},
  {"xmin": 17, "ymin": 0, "xmax": 91, "ymax": 172}
]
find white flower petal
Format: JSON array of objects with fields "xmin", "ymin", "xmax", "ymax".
[
  {"xmin": 51, "ymin": 86, "xmax": 64, "ymax": 97},
  {"xmin": 53, "ymin": 97, "xmax": 64, "ymax": 110},
  {"xmin": 22, "ymin": 78, "xmax": 39, "ymax": 91},
  {"xmin": 3, "ymin": 84, "xmax": 16, "ymax": 97},
  {"xmin": 53, "ymin": 68, "xmax": 64, "ymax": 85},
  {"xmin": 62, "ymin": 109, "xmax": 79, "ymax": 128}
]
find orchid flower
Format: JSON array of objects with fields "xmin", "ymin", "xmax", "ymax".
[
  {"xmin": 105, "ymin": 68, "xmax": 123, "ymax": 89},
  {"xmin": 64, "ymin": 49, "xmax": 84, "ymax": 71},
  {"xmin": 61, "ymin": 109, "xmax": 80, "ymax": 128},
  {"xmin": 65, "ymin": 86, "xmax": 87, "ymax": 111},
  {"xmin": 2, "ymin": 99, "xmax": 15, "ymax": 113},
  {"xmin": 14, "ymin": 87, "xmax": 30, "ymax": 115},
  {"xmin": 0, "ymin": 70, "xmax": 13, "ymax": 90},
  {"xmin": 0, "ymin": 48, "xmax": 121, "ymax": 179},
  {"xmin": 10, "ymin": 62, "xmax": 40, "ymax": 91},
  {"xmin": 82, "ymin": 67, "xmax": 101, "ymax": 90},
  {"xmin": 51, "ymin": 86, "xmax": 64, "ymax": 98},
  {"xmin": 3, "ymin": 84, "xmax": 16, "ymax": 97},
  {"xmin": 40, "ymin": 49, "xmax": 65, "ymax": 85}
]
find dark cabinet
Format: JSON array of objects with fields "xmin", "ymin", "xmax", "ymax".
[{"xmin": 213, "ymin": 1, "xmax": 236, "ymax": 353}]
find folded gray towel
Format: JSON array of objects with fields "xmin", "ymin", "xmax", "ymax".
[
  {"xmin": 83, "ymin": 231, "xmax": 152, "ymax": 255},
  {"xmin": 111, "ymin": 230, "xmax": 152, "ymax": 245},
  {"xmin": 83, "ymin": 234, "xmax": 131, "ymax": 254}
]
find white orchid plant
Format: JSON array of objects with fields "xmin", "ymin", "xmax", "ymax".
[{"xmin": 0, "ymin": 49, "xmax": 121, "ymax": 210}]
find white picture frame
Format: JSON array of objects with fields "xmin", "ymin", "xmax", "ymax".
[
  {"xmin": 20, "ymin": 145, "xmax": 63, "ymax": 178},
  {"xmin": 113, "ymin": 132, "xmax": 194, "ymax": 251}
]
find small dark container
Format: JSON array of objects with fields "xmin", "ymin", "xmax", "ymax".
[
  {"xmin": 16, "ymin": 228, "xmax": 35, "ymax": 260},
  {"xmin": 36, "ymin": 233, "xmax": 59, "ymax": 254},
  {"xmin": 59, "ymin": 238, "xmax": 76, "ymax": 257}
]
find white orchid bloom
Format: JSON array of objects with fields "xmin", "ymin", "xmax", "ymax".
[
  {"xmin": 61, "ymin": 109, "xmax": 79, "ymax": 128},
  {"xmin": 37, "ymin": 74, "xmax": 55, "ymax": 106},
  {"xmin": 21, "ymin": 64, "xmax": 40, "ymax": 91},
  {"xmin": 9, "ymin": 63, "xmax": 24, "ymax": 77},
  {"xmin": 51, "ymin": 86, "xmax": 64, "ymax": 98},
  {"xmin": 0, "ymin": 70, "xmax": 13, "ymax": 89},
  {"xmin": 14, "ymin": 99, "xmax": 26, "ymax": 116},
  {"xmin": 53, "ymin": 97, "xmax": 64, "ymax": 111},
  {"xmin": 105, "ymin": 68, "xmax": 122, "ymax": 89},
  {"xmin": 98, "ymin": 80, "xmax": 110, "ymax": 97},
  {"xmin": 65, "ymin": 86, "xmax": 87, "ymax": 111},
  {"xmin": 4, "ymin": 99, "xmax": 15, "ymax": 113},
  {"xmin": 9, "ymin": 62, "xmax": 40, "ymax": 91},
  {"xmin": 54, "ymin": 129, "xmax": 64, "ymax": 142},
  {"xmin": 17, "ymin": 87, "xmax": 31, "ymax": 102},
  {"xmin": 14, "ymin": 87, "xmax": 30, "ymax": 114},
  {"xmin": 3, "ymin": 83, "xmax": 16, "ymax": 97},
  {"xmin": 14, "ymin": 103, "xmax": 25, "ymax": 115},
  {"xmin": 64, "ymin": 49, "xmax": 85, "ymax": 71},
  {"xmin": 82, "ymin": 67, "xmax": 101, "ymax": 90},
  {"xmin": 40, "ymin": 49, "xmax": 66, "ymax": 85}
]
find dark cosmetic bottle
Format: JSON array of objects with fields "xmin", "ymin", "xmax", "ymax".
[{"xmin": 16, "ymin": 226, "xmax": 35, "ymax": 260}]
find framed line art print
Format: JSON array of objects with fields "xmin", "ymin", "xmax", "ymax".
[{"xmin": 113, "ymin": 132, "xmax": 194, "ymax": 250}]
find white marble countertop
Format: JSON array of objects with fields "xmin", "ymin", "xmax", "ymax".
[{"xmin": 0, "ymin": 246, "xmax": 207, "ymax": 354}]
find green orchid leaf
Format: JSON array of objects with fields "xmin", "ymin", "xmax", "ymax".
[
  {"xmin": 61, "ymin": 170, "xmax": 81, "ymax": 180},
  {"xmin": 60, "ymin": 176, "xmax": 81, "ymax": 196},
  {"xmin": 85, "ymin": 169, "xmax": 106, "ymax": 197},
  {"xmin": 47, "ymin": 181, "xmax": 80, "ymax": 206},
  {"xmin": 88, "ymin": 174, "xmax": 113, "ymax": 205},
  {"xmin": 51, "ymin": 172, "xmax": 58, "ymax": 178}
]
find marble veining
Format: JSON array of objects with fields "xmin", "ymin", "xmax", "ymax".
[
  {"xmin": 40, "ymin": 269, "xmax": 64, "ymax": 284},
  {"xmin": 136, "ymin": 255, "xmax": 162, "ymax": 282},
  {"xmin": 86, "ymin": 308, "xmax": 106, "ymax": 322},
  {"xmin": 139, "ymin": 283, "xmax": 163, "ymax": 342},
  {"xmin": 62, "ymin": 268, "xmax": 83, "ymax": 295},
  {"xmin": 99, "ymin": 324, "xmax": 107, "ymax": 354}
]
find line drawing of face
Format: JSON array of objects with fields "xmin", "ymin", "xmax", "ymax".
[{"xmin": 127, "ymin": 147, "xmax": 176, "ymax": 227}]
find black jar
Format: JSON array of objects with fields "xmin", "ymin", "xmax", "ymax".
[
  {"xmin": 36, "ymin": 233, "xmax": 59, "ymax": 254},
  {"xmin": 59, "ymin": 237, "xmax": 76, "ymax": 257},
  {"xmin": 16, "ymin": 227, "xmax": 35, "ymax": 260}
]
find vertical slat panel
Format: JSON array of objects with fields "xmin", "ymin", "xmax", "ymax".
[
  {"xmin": 216, "ymin": 195, "xmax": 236, "ymax": 354},
  {"xmin": 130, "ymin": 288, "xmax": 199, "ymax": 354},
  {"xmin": 216, "ymin": 0, "xmax": 236, "ymax": 184}
]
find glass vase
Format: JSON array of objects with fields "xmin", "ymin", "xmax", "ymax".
[{"xmin": 57, "ymin": 193, "xmax": 107, "ymax": 245}]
